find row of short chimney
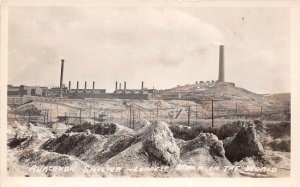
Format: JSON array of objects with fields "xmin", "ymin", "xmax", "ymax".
[
  {"xmin": 67, "ymin": 81, "xmax": 145, "ymax": 92},
  {"xmin": 115, "ymin": 81, "xmax": 144, "ymax": 92},
  {"xmin": 67, "ymin": 81, "xmax": 95, "ymax": 91}
]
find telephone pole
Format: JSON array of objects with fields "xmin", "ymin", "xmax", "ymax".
[
  {"xmin": 187, "ymin": 105, "xmax": 191, "ymax": 126},
  {"xmin": 211, "ymin": 100, "xmax": 214, "ymax": 127},
  {"xmin": 129, "ymin": 106, "xmax": 132, "ymax": 128}
]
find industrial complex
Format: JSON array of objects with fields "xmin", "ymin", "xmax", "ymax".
[{"xmin": 8, "ymin": 45, "xmax": 234, "ymax": 102}]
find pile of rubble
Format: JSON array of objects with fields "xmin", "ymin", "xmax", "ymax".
[{"xmin": 7, "ymin": 119, "xmax": 290, "ymax": 177}]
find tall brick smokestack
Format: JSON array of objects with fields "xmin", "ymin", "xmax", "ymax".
[
  {"xmin": 141, "ymin": 81, "xmax": 144, "ymax": 92},
  {"xmin": 84, "ymin": 81, "xmax": 87, "ymax": 92},
  {"xmin": 115, "ymin": 81, "xmax": 118, "ymax": 91},
  {"xmin": 119, "ymin": 83, "xmax": 121, "ymax": 90},
  {"xmin": 59, "ymin": 59, "xmax": 64, "ymax": 97},
  {"xmin": 218, "ymin": 45, "xmax": 225, "ymax": 82},
  {"xmin": 93, "ymin": 81, "xmax": 95, "ymax": 90}
]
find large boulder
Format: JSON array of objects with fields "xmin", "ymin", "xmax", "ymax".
[
  {"xmin": 223, "ymin": 125, "xmax": 264, "ymax": 162},
  {"xmin": 143, "ymin": 121, "xmax": 180, "ymax": 166},
  {"xmin": 180, "ymin": 132, "xmax": 232, "ymax": 167}
]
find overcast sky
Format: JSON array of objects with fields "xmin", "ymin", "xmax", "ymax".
[{"xmin": 8, "ymin": 6, "xmax": 290, "ymax": 94}]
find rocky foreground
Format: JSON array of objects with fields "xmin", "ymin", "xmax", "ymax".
[{"xmin": 7, "ymin": 119, "xmax": 290, "ymax": 177}]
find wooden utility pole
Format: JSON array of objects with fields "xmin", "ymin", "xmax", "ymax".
[
  {"xmin": 129, "ymin": 106, "xmax": 132, "ymax": 128},
  {"xmin": 211, "ymin": 100, "xmax": 214, "ymax": 127},
  {"xmin": 187, "ymin": 105, "xmax": 191, "ymax": 126}
]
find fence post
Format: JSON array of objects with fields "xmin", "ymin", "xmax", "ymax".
[
  {"xmin": 46, "ymin": 110, "xmax": 49, "ymax": 123},
  {"xmin": 138, "ymin": 109, "xmax": 140, "ymax": 119},
  {"xmin": 65, "ymin": 112, "xmax": 67, "ymax": 125},
  {"xmin": 43, "ymin": 109, "xmax": 46, "ymax": 124}
]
